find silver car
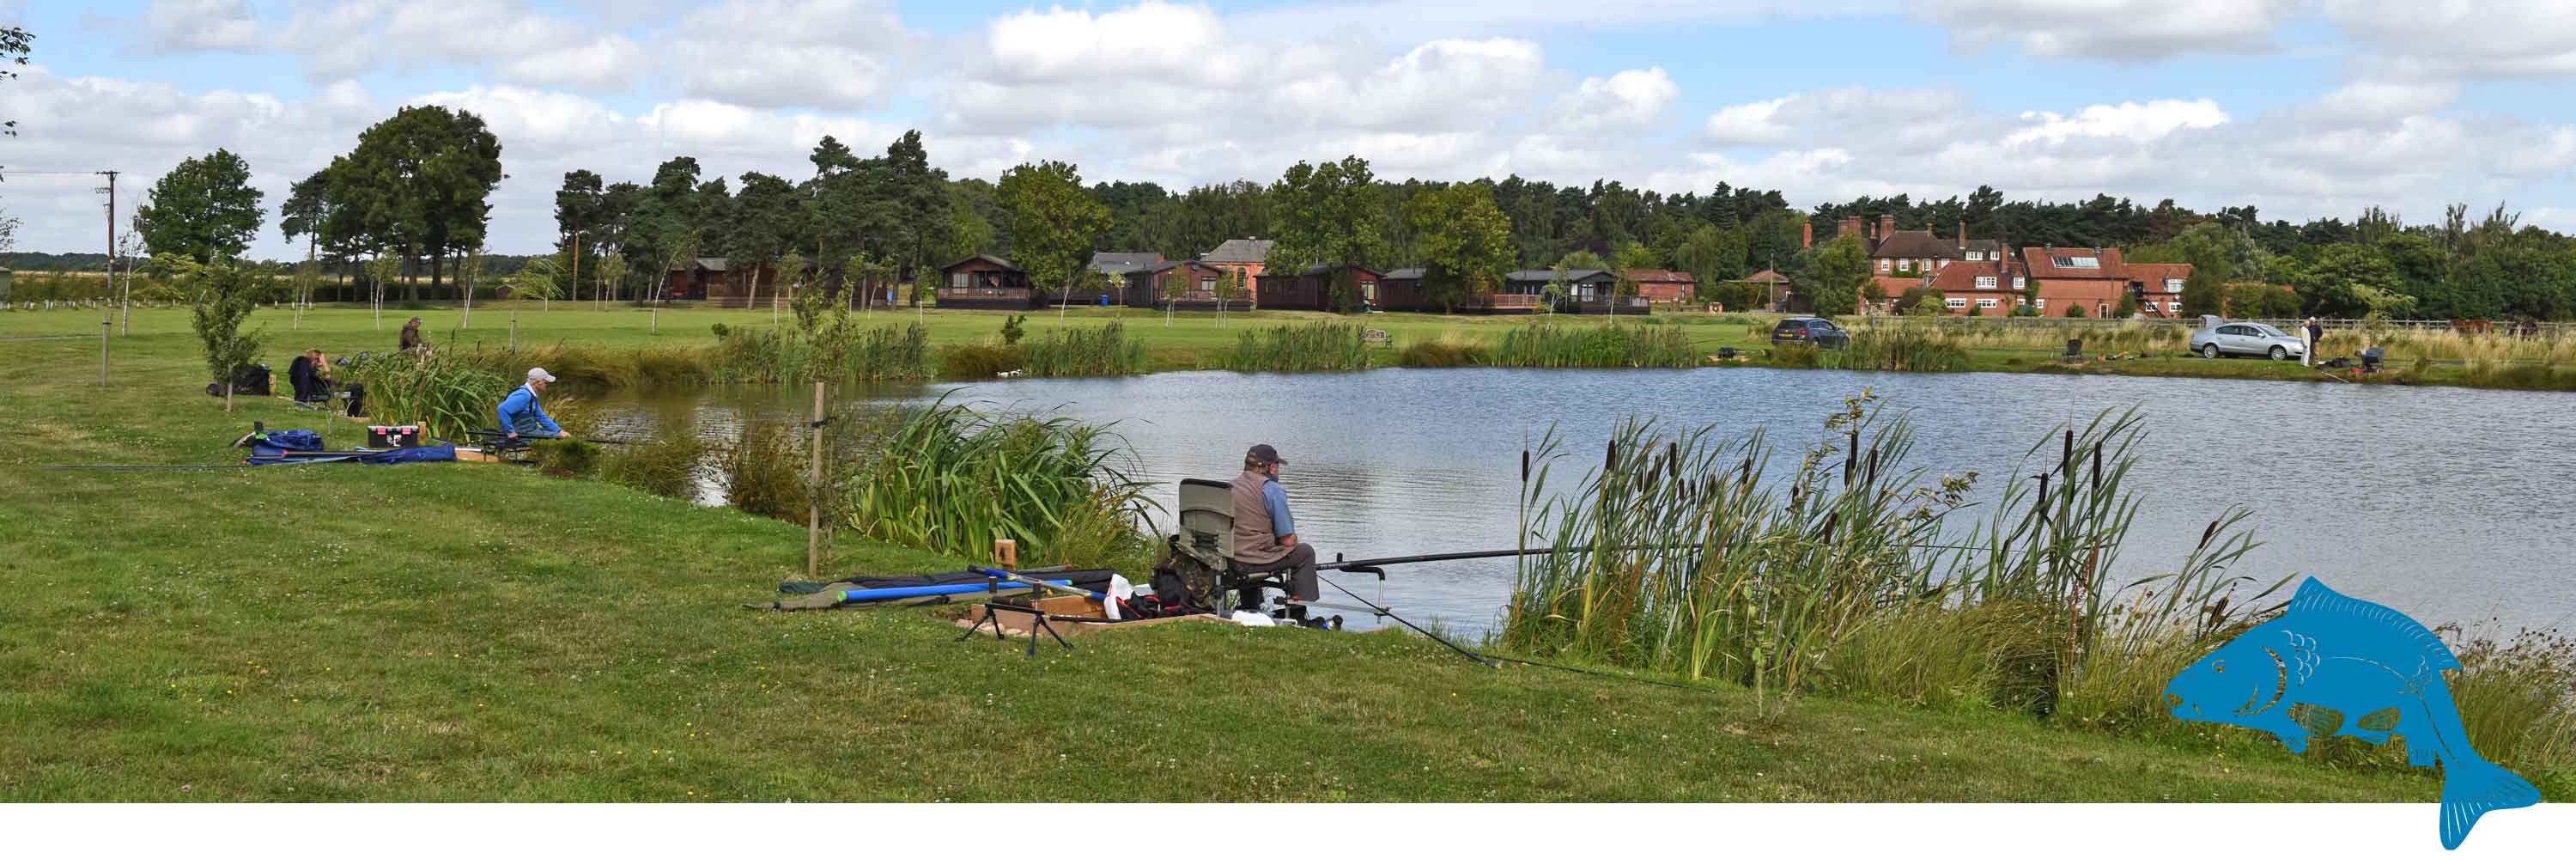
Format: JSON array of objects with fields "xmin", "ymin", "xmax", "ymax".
[{"xmin": 2190, "ymin": 321, "xmax": 2306, "ymax": 360}]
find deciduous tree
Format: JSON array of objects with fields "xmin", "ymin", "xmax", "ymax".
[
  {"xmin": 135, "ymin": 149, "xmax": 264, "ymax": 264},
  {"xmin": 996, "ymin": 161, "xmax": 1112, "ymax": 298}
]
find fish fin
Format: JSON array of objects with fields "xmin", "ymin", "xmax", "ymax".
[
  {"xmin": 2358, "ymin": 708, "xmax": 2401, "ymax": 732},
  {"xmin": 2287, "ymin": 578, "xmax": 2463, "ymax": 672},
  {"xmin": 2288, "ymin": 702, "xmax": 2344, "ymax": 737},
  {"xmin": 2438, "ymin": 759, "xmax": 2543, "ymax": 850}
]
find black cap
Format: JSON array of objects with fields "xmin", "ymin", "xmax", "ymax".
[{"xmin": 1247, "ymin": 443, "xmax": 1285, "ymax": 466}]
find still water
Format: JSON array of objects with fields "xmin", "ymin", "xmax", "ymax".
[{"xmin": 586, "ymin": 368, "xmax": 2576, "ymax": 637}]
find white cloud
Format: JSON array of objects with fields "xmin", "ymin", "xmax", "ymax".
[
  {"xmin": 1267, "ymin": 40, "xmax": 1548, "ymax": 131},
  {"xmin": 659, "ymin": 0, "xmax": 911, "ymax": 110},
  {"xmin": 1556, "ymin": 67, "xmax": 1679, "ymax": 131},
  {"xmin": 981, "ymin": 1, "xmax": 1242, "ymax": 84},
  {"xmin": 1920, "ymin": 0, "xmax": 2294, "ymax": 59},
  {"xmin": 2325, "ymin": 0, "xmax": 2576, "ymax": 80},
  {"xmin": 501, "ymin": 36, "xmax": 650, "ymax": 91},
  {"xmin": 2306, "ymin": 81, "xmax": 2462, "ymax": 124},
  {"xmin": 106, "ymin": 0, "xmax": 263, "ymax": 53},
  {"xmin": 2003, "ymin": 99, "xmax": 2228, "ymax": 146}
]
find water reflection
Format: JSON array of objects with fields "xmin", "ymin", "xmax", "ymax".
[{"xmin": 583, "ymin": 367, "xmax": 2576, "ymax": 638}]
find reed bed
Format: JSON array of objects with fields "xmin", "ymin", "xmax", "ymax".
[
  {"xmin": 343, "ymin": 352, "xmax": 509, "ymax": 440},
  {"xmin": 698, "ymin": 322, "xmax": 930, "ymax": 383},
  {"xmin": 1224, "ymin": 321, "xmax": 1374, "ymax": 372},
  {"xmin": 1488, "ymin": 321, "xmax": 1698, "ymax": 369},
  {"xmin": 1022, "ymin": 321, "xmax": 1145, "ymax": 377},
  {"xmin": 1840, "ymin": 326, "xmax": 1971, "ymax": 371},
  {"xmin": 1924, "ymin": 319, "xmax": 2192, "ymax": 354},
  {"xmin": 838, "ymin": 397, "xmax": 1157, "ymax": 570},
  {"xmin": 940, "ymin": 343, "xmax": 1026, "ymax": 378},
  {"xmin": 1497, "ymin": 398, "xmax": 2276, "ymax": 714}
]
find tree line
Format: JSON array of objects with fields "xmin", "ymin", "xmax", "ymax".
[{"xmin": 95, "ymin": 105, "xmax": 2576, "ymax": 321}]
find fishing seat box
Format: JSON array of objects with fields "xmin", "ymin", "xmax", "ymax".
[{"xmin": 368, "ymin": 425, "xmax": 422, "ymax": 448}]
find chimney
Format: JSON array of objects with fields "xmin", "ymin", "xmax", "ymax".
[
  {"xmin": 1957, "ymin": 220, "xmax": 1966, "ymax": 250},
  {"xmin": 1801, "ymin": 222, "xmax": 1814, "ymax": 248},
  {"xmin": 1839, "ymin": 216, "xmax": 1862, "ymax": 241},
  {"xmin": 1878, "ymin": 214, "xmax": 1896, "ymax": 240}
]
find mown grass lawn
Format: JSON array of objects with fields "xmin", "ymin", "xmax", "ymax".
[{"xmin": 0, "ymin": 305, "xmax": 2445, "ymax": 801}]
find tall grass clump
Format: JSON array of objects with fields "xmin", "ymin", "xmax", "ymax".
[
  {"xmin": 942, "ymin": 343, "xmax": 1026, "ymax": 378},
  {"xmin": 345, "ymin": 352, "xmax": 509, "ymax": 440},
  {"xmin": 598, "ymin": 430, "xmax": 713, "ymax": 501},
  {"xmin": 1022, "ymin": 320, "xmax": 1145, "ymax": 377},
  {"xmin": 1394, "ymin": 335, "xmax": 1492, "ymax": 368},
  {"xmin": 1497, "ymin": 396, "xmax": 2287, "ymax": 723},
  {"xmin": 1488, "ymin": 322, "xmax": 1698, "ymax": 369},
  {"xmin": 840, "ymin": 396, "xmax": 1157, "ymax": 569},
  {"xmin": 720, "ymin": 417, "xmax": 811, "ymax": 523},
  {"xmin": 1225, "ymin": 321, "xmax": 1373, "ymax": 371},
  {"xmin": 1844, "ymin": 325, "xmax": 1971, "ymax": 371},
  {"xmin": 700, "ymin": 320, "xmax": 929, "ymax": 383}
]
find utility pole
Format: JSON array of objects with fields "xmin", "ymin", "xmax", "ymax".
[{"xmin": 97, "ymin": 170, "xmax": 119, "ymax": 383}]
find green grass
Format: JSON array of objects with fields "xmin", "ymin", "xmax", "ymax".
[{"xmin": 0, "ymin": 302, "xmax": 2536, "ymax": 801}]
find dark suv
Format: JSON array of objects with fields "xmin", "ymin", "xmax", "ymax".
[{"xmin": 1771, "ymin": 317, "xmax": 1849, "ymax": 349}]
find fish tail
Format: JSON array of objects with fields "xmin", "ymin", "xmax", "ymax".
[{"xmin": 2437, "ymin": 758, "xmax": 2541, "ymax": 850}]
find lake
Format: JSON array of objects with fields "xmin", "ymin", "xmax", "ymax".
[{"xmin": 584, "ymin": 367, "xmax": 2576, "ymax": 638}]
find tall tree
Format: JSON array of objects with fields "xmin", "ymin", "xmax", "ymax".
[
  {"xmin": 331, "ymin": 106, "xmax": 504, "ymax": 295},
  {"xmin": 994, "ymin": 161, "xmax": 1112, "ymax": 297},
  {"xmin": 134, "ymin": 149, "xmax": 265, "ymax": 264},
  {"xmin": 878, "ymin": 131, "xmax": 954, "ymax": 302},
  {"xmin": 729, "ymin": 171, "xmax": 799, "ymax": 311},
  {"xmin": 554, "ymin": 169, "xmax": 606, "ymax": 296},
  {"xmin": 1801, "ymin": 235, "xmax": 1872, "ymax": 317},
  {"xmin": 1404, "ymin": 182, "xmax": 1516, "ymax": 312},
  {"xmin": 278, "ymin": 170, "xmax": 332, "ymax": 264},
  {"xmin": 1266, "ymin": 155, "xmax": 1389, "ymax": 272}
]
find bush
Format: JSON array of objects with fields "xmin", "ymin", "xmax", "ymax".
[
  {"xmin": 2065, "ymin": 303, "xmax": 2088, "ymax": 318},
  {"xmin": 720, "ymin": 417, "xmax": 811, "ymax": 523},
  {"xmin": 1394, "ymin": 336, "xmax": 1491, "ymax": 368},
  {"xmin": 942, "ymin": 342, "xmax": 1026, "ymax": 378},
  {"xmin": 1489, "ymin": 322, "xmax": 1698, "ymax": 369},
  {"xmin": 598, "ymin": 435, "xmax": 711, "ymax": 500},
  {"xmin": 1023, "ymin": 321, "xmax": 1145, "ymax": 376},
  {"xmin": 840, "ymin": 397, "xmax": 1155, "ymax": 568},
  {"xmin": 1000, "ymin": 314, "xmax": 1028, "ymax": 344},
  {"xmin": 532, "ymin": 438, "xmax": 602, "ymax": 478}
]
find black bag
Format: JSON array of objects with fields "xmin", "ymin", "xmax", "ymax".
[
  {"xmin": 1149, "ymin": 568, "xmax": 1200, "ymax": 612},
  {"xmin": 206, "ymin": 363, "xmax": 271, "ymax": 398}
]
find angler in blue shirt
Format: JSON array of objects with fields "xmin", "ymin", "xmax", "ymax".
[{"xmin": 496, "ymin": 367, "xmax": 568, "ymax": 441}]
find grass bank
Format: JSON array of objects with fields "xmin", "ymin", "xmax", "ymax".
[
  {"xmin": 0, "ymin": 305, "xmax": 2468, "ymax": 802},
  {"xmin": 8, "ymin": 303, "xmax": 2572, "ymax": 392}
]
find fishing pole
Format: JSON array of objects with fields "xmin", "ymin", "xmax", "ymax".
[
  {"xmin": 1319, "ymin": 539, "xmax": 2117, "ymax": 571},
  {"xmin": 43, "ymin": 464, "xmax": 251, "ymax": 471},
  {"xmin": 1315, "ymin": 571, "xmax": 1498, "ymax": 668},
  {"xmin": 466, "ymin": 430, "xmax": 634, "ymax": 445}
]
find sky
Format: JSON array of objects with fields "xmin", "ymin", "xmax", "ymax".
[{"xmin": 4, "ymin": 0, "xmax": 2576, "ymax": 259}]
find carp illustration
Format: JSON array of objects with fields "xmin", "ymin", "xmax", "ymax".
[{"xmin": 2165, "ymin": 577, "xmax": 2541, "ymax": 849}]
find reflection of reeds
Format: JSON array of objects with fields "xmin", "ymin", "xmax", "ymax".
[
  {"xmin": 1224, "ymin": 322, "xmax": 1373, "ymax": 371},
  {"xmin": 1394, "ymin": 334, "xmax": 1491, "ymax": 368}
]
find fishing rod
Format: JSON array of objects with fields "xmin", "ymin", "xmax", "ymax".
[
  {"xmin": 466, "ymin": 429, "xmax": 634, "ymax": 445},
  {"xmin": 1314, "ymin": 570, "xmax": 1498, "ymax": 668},
  {"xmin": 44, "ymin": 464, "xmax": 252, "ymax": 471},
  {"xmin": 1316, "ymin": 537, "xmax": 2117, "ymax": 572}
]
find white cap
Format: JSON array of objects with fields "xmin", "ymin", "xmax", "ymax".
[{"xmin": 526, "ymin": 367, "xmax": 557, "ymax": 383}]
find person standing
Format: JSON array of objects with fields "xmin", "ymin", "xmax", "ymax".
[
  {"xmin": 1229, "ymin": 443, "xmax": 1319, "ymax": 615},
  {"xmin": 2303, "ymin": 317, "xmax": 2323, "ymax": 367},
  {"xmin": 496, "ymin": 368, "xmax": 568, "ymax": 441}
]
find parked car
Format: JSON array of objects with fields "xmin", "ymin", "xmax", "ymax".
[
  {"xmin": 1771, "ymin": 317, "xmax": 1850, "ymax": 349},
  {"xmin": 2190, "ymin": 321, "xmax": 2306, "ymax": 360}
]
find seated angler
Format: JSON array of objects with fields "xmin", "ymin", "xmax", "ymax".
[
  {"xmin": 1230, "ymin": 443, "xmax": 1321, "ymax": 622},
  {"xmin": 495, "ymin": 367, "xmax": 569, "ymax": 442}
]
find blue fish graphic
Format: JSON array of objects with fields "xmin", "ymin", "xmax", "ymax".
[{"xmin": 2165, "ymin": 577, "xmax": 2541, "ymax": 849}]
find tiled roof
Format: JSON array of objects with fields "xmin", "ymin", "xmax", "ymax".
[
  {"xmin": 1202, "ymin": 238, "xmax": 1274, "ymax": 264},
  {"xmin": 1869, "ymin": 230, "xmax": 1964, "ymax": 260},
  {"xmin": 1625, "ymin": 269, "xmax": 1696, "ymax": 283},
  {"xmin": 1740, "ymin": 269, "xmax": 1789, "ymax": 283},
  {"xmin": 939, "ymin": 253, "xmax": 1018, "ymax": 272},
  {"xmin": 1089, "ymin": 252, "xmax": 1163, "ymax": 274},
  {"xmin": 1505, "ymin": 269, "xmax": 1611, "ymax": 283},
  {"xmin": 2020, "ymin": 247, "xmax": 2129, "ymax": 279},
  {"xmin": 1381, "ymin": 267, "xmax": 1425, "ymax": 280},
  {"xmin": 1929, "ymin": 258, "xmax": 2019, "ymax": 292}
]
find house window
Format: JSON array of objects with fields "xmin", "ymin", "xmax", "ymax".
[
  {"xmin": 2035, "ymin": 298, "xmax": 2047, "ymax": 309},
  {"xmin": 1976, "ymin": 297, "xmax": 1999, "ymax": 308},
  {"xmin": 1199, "ymin": 277, "xmax": 1215, "ymax": 293},
  {"xmin": 2165, "ymin": 278, "xmax": 2184, "ymax": 293},
  {"xmin": 1944, "ymin": 297, "xmax": 1966, "ymax": 308},
  {"xmin": 1975, "ymin": 276, "xmax": 1996, "ymax": 289},
  {"xmin": 1965, "ymin": 251, "xmax": 1984, "ymax": 261},
  {"xmin": 2166, "ymin": 302, "xmax": 2181, "ymax": 312},
  {"xmin": 2013, "ymin": 277, "xmax": 2026, "ymax": 289},
  {"xmin": 2051, "ymin": 256, "xmax": 2100, "ymax": 269},
  {"xmin": 1879, "ymin": 259, "xmax": 1892, "ymax": 272}
]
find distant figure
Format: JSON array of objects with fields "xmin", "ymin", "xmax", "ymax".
[
  {"xmin": 2360, "ymin": 341, "xmax": 2385, "ymax": 375},
  {"xmin": 1230, "ymin": 443, "xmax": 1319, "ymax": 618},
  {"xmin": 288, "ymin": 348, "xmax": 364, "ymax": 416},
  {"xmin": 2302, "ymin": 317, "xmax": 2323, "ymax": 367},
  {"xmin": 496, "ymin": 367, "xmax": 568, "ymax": 441},
  {"xmin": 398, "ymin": 317, "xmax": 433, "ymax": 355}
]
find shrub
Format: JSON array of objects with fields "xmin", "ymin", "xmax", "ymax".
[
  {"xmin": 1394, "ymin": 336, "xmax": 1492, "ymax": 368},
  {"xmin": 598, "ymin": 434, "xmax": 711, "ymax": 500},
  {"xmin": 532, "ymin": 438, "xmax": 602, "ymax": 478},
  {"xmin": 943, "ymin": 343, "xmax": 1026, "ymax": 378},
  {"xmin": 840, "ymin": 397, "xmax": 1156, "ymax": 567},
  {"xmin": 1023, "ymin": 321, "xmax": 1145, "ymax": 376},
  {"xmin": 345, "ymin": 351, "xmax": 510, "ymax": 440},
  {"xmin": 720, "ymin": 417, "xmax": 811, "ymax": 523},
  {"xmin": 1000, "ymin": 314, "xmax": 1028, "ymax": 344}
]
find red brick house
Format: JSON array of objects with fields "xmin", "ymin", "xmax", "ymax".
[
  {"xmin": 2125, "ymin": 262, "xmax": 2193, "ymax": 319},
  {"xmin": 2017, "ymin": 247, "xmax": 2132, "ymax": 318},
  {"xmin": 1625, "ymin": 269, "xmax": 1698, "ymax": 304},
  {"xmin": 1925, "ymin": 255, "xmax": 2028, "ymax": 315},
  {"xmin": 1201, "ymin": 238, "xmax": 1273, "ymax": 304}
]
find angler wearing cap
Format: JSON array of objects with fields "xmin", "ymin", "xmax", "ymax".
[
  {"xmin": 496, "ymin": 368, "xmax": 568, "ymax": 441},
  {"xmin": 1230, "ymin": 443, "xmax": 1318, "ymax": 609}
]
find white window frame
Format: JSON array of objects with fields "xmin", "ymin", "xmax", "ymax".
[
  {"xmin": 2164, "ymin": 278, "xmax": 2184, "ymax": 293},
  {"xmin": 1976, "ymin": 297, "xmax": 1999, "ymax": 308},
  {"xmin": 1975, "ymin": 276, "xmax": 1996, "ymax": 289},
  {"xmin": 2013, "ymin": 276, "xmax": 2026, "ymax": 290},
  {"xmin": 1944, "ymin": 297, "xmax": 1966, "ymax": 308},
  {"xmin": 2036, "ymin": 298, "xmax": 2048, "ymax": 309},
  {"xmin": 2166, "ymin": 301, "xmax": 2181, "ymax": 312},
  {"xmin": 1965, "ymin": 251, "xmax": 1984, "ymax": 261},
  {"xmin": 1879, "ymin": 259, "xmax": 1892, "ymax": 272}
]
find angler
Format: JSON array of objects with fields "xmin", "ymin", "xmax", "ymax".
[
  {"xmin": 1230, "ymin": 443, "xmax": 1321, "ymax": 623},
  {"xmin": 496, "ymin": 367, "xmax": 569, "ymax": 442}
]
